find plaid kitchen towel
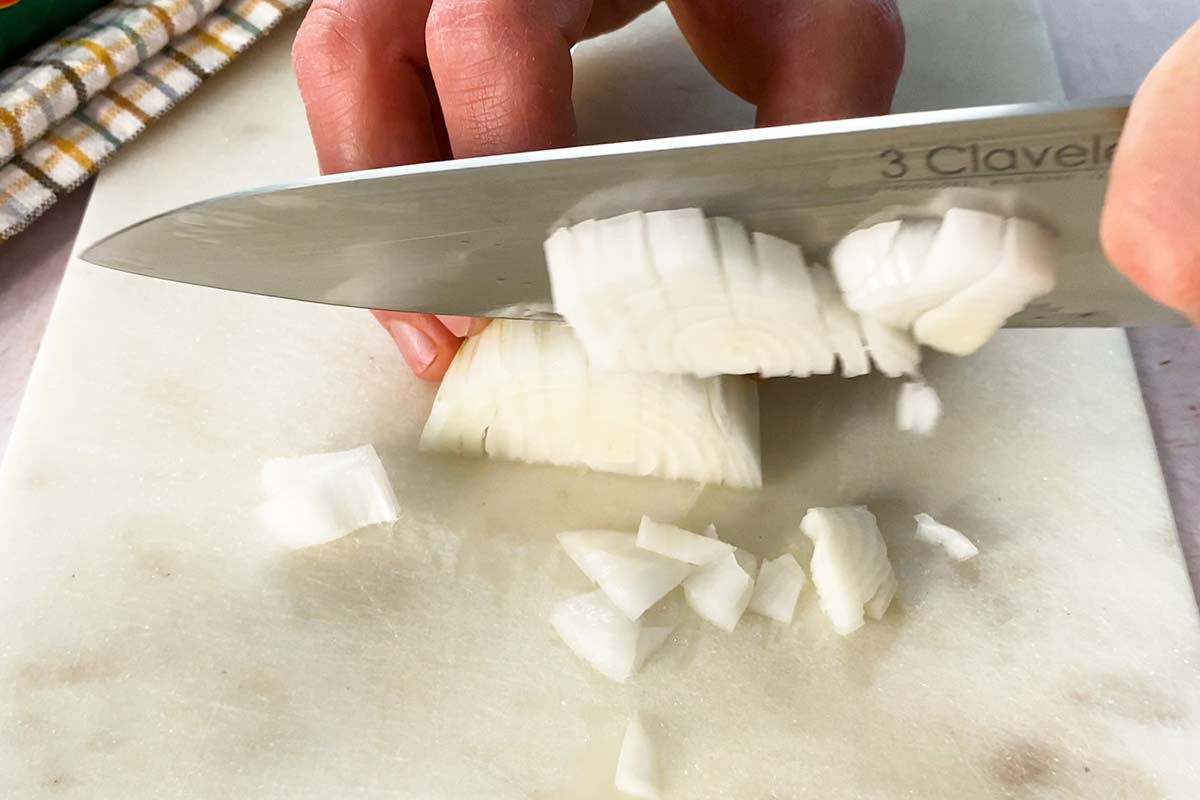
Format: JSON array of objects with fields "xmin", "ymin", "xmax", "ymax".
[{"xmin": 0, "ymin": 0, "xmax": 308, "ymax": 242}]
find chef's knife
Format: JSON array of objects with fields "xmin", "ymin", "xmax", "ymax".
[{"xmin": 80, "ymin": 98, "xmax": 1185, "ymax": 327}]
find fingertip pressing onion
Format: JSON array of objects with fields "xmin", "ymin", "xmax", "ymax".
[
  {"xmin": 748, "ymin": 553, "xmax": 807, "ymax": 624},
  {"xmin": 913, "ymin": 513, "xmax": 979, "ymax": 561},
  {"xmin": 801, "ymin": 506, "xmax": 897, "ymax": 636},
  {"xmin": 615, "ymin": 716, "xmax": 661, "ymax": 800},
  {"xmin": 896, "ymin": 381, "xmax": 943, "ymax": 436},
  {"xmin": 256, "ymin": 444, "xmax": 399, "ymax": 549},
  {"xmin": 557, "ymin": 530, "xmax": 693, "ymax": 620},
  {"xmin": 636, "ymin": 516, "xmax": 734, "ymax": 565}
]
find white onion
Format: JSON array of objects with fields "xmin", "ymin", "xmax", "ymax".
[
  {"xmin": 558, "ymin": 530, "xmax": 693, "ymax": 620},
  {"xmin": 895, "ymin": 381, "xmax": 943, "ymax": 436},
  {"xmin": 831, "ymin": 210, "xmax": 1057, "ymax": 356},
  {"xmin": 256, "ymin": 444, "xmax": 399, "ymax": 549},
  {"xmin": 550, "ymin": 590, "xmax": 672, "ymax": 682},
  {"xmin": 546, "ymin": 210, "xmax": 839, "ymax": 379},
  {"xmin": 636, "ymin": 516, "xmax": 733, "ymax": 565},
  {"xmin": 801, "ymin": 506, "xmax": 897, "ymax": 636},
  {"xmin": 615, "ymin": 716, "xmax": 661, "ymax": 800},
  {"xmin": 682, "ymin": 549, "xmax": 757, "ymax": 632},
  {"xmin": 420, "ymin": 320, "xmax": 763, "ymax": 488},
  {"xmin": 913, "ymin": 513, "xmax": 979, "ymax": 561},
  {"xmin": 748, "ymin": 553, "xmax": 807, "ymax": 624},
  {"xmin": 913, "ymin": 218, "xmax": 1057, "ymax": 354},
  {"xmin": 810, "ymin": 266, "xmax": 871, "ymax": 377}
]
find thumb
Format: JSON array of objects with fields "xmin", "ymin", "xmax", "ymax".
[{"xmin": 1101, "ymin": 20, "xmax": 1200, "ymax": 323}]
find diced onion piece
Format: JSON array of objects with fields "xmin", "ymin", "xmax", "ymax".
[
  {"xmin": 615, "ymin": 716, "xmax": 661, "ymax": 800},
  {"xmin": 558, "ymin": 530, "xmax": 693, "ymax": 620},
  {"xmin": 896, "ymin": 381, "xmax": 943, "ymax": 436},
  {"xmin": 832, "ymin": 209, "xmax": 1056, "ymax": 355},
  {"xmin": 801, "ymin": 506, "xmax": 897, "ymax": 636},
  {"xmin": 420, "ymin": 320, "xmax": 763, "ymax": 488},
  {"xmin": 913, "ymin": 513, "xmax": 979, "ymax": 561},
  {"xmin": 546, "ymin": 210, "xmax": 838, "ymax": 379},
  {"xmin": 748, "ymin": 553, "xmax": 807, "ymax": 623},
  {"xmin": 702, "ymin": 523, "xmax": 719, "ymax": 540},
  {"xmin": 256, "ymin": 444, "xmax": 399, "ymax": 549},
  {"xmin": 860, "ymin": 316, "xmax": 922, "ymax": 378},
  {"xmin": 636, "ymin": 516, "xmax": 734, "ymax": 565},
  {"xmin": 682, "ymin": 550, "xmax": 757, "ymax": 632},
  {"xmin": 834, "ymin": 219, "xmax": 941, "ymax": 328},
  {"xmin": 913, "ymin": 218, "xmax": 1057, "ymax": 355},
  {"xmin": 811, "ymin": 266, "xmax": 871, "ymax": 377},
  {"xmin": 550, "ymin": 591, "xmax": 671, "ymax": 682}
]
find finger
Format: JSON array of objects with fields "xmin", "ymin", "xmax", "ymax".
[
  {"xmin": 425, "ymin": 0, "xmax": 594, "ymax": 158},
  {"xmin": 582, "ymin": 0, "xmax": 660, "ymax": 38},
  {"xmin": 293, "ymin": 0, "xmax": 445, "ymax": 173},
  {"xmin": 372, "ymin": 311, "xmax": 463, "ymax": 382},
  {"xmin": 437, "ymin": 315, "xmax": 492, "ymax": 337},
  {"xmin": 1101, "ymin": 20, "xmax": 1200, "ymax": 321},
  {"xmin": 666, "ymin": 0, "xmax": 905, "ymax": 126}
]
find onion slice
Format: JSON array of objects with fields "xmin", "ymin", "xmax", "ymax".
[
  {"xmin": 913, "ymin": 513, "xmax": 979, "ymax": 561},
  {"xmin": 748, "ymin": 553, "xmax": 807, "ymax": 624},
  {"xmin": 682, "ymin": 549, "xmax": 758, "ymax": 632},
  {"xmin": 636, "ymin": 516, "xmax": 734, "ymax": 565},
  {"xmin": 558, "ymin": 530, "xmax": 693, "ymax": 619},
  {"xmin": 801, "ymin": 506, "xmax": 897, "ymax": 636},
  {"xmin": 615, "ymin": 716, "xmax": 661, "ymax": 800},
  {"xmin": 256, "ymin": 444, "xmax": 399, "ymax": 549},
  {"xmin": 895, "ymin": 381, "xmax": 943, "ymax": 436},
  {"xmin": 550, "ymin": 591, "xmax": 673, "ymax": 682},
  {"xmin": 420, "ymin": 320, "xmax": 762, "ymax": 488}
]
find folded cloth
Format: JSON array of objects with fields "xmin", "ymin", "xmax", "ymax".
[{"xmin": 0, "ymin": 0, "xmax": 308, "ymax": 243}]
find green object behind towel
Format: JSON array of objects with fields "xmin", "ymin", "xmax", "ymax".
[{"xmin": 0, "ymin": 0, "xmax": 112, "ymax": 70}]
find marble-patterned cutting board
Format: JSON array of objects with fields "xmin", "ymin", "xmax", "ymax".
[{"xmin": 2, "ymin": 3, "xmax": 1198, "ymax": 798}]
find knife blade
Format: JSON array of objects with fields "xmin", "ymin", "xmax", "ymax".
[{"xmin": 80, "ymin": 98, "xmax": 1185, "ymax": 327}]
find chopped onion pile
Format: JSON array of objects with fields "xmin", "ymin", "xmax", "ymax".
[
  {"xmin": 615, "ymin": 716, "xmax": 661, "ymax": 800},
  {"xmin": 801, "ymin": 506, "xmax": 897, "ymax": 636},
  {"xmin": 748, "ymin": 553, "xmax": 807, "ymax": 624},
  {"xmin": 913, "ymin": 513, "xmax": 978, "ymax": 561},
  {"xmin": 420, "ymin": 319, "xmax": 762, "ymax": 488},
  {"xmin": 550, "ymin": 591, "xmax": 673, "ymax": 682},
  {"xmin": 895, "ymin": 381, "xmax": 943, "ymax": 436},
  {"xmin": 256, "ymin": 444, "xmax": 399, "ymax": 549},
  {"xmin": 832, "ymin": 210, "xmax": 1056, "ymax": 356},
  {"xmin": 545, "ymin": 209, "xmax": 920, "ymax": 379},
  {"xmin": 558, "ymin": 530, "xmax": 692, "ymax": 620}
]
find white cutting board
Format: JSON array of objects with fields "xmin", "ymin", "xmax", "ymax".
[{"xmin": 2, "ymin": 4, "xmax": 1199, "ymax": 798}]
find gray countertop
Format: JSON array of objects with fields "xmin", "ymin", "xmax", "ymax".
[{"xmin": 1, "ymin": 0, "xmax": 1197, "ymax": 596}]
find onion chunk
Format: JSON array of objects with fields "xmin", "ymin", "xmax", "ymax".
[
  {"xmin": 801, "ymin": 506, "xmax": 897, "ymax": 636},
  {"xmin": 615, "ymin": 716, "xmax": 661, "ymax": 800},
  {"xmin": 636, "ymin": 516, "xmax": 734, "ymax": 565},
  {"xmin": 896, "ymin": 381, "xmax": 943, "ymax": 436},
  {"xmin": 256, "ymin": 444, "xmax": 399, "ymax": 549},
  {"xmin": 748, "ymin": 554, "xmax": 807, "ymax": 624},
  {"xmin": 831, "ymin": 210, "xmax": 1057, "ymax": 356},
  {"xmin": 913, "ymin": 513, "xmax": 979, "ymax": 561},
  {"xmin": 420, "ymin": 320, "xmax": 762, "ymax": 488},
  {"xmin": 558, "ymin": 530, "xmax": 692, "ymax": 619},
  {"xmin": 550, "ymin": 591, "xmax": 672, "ymax": 682},
  {"xmin": 683, "ymin": 549, "xmax": 758, "ymax": 632}
]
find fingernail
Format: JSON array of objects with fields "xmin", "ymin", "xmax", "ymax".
[
  {"xmin": 439, "ymin": 315, "xmax": 473, "ymax": 338},
  {"xmin": 390, "ymin": 322, "xmax": 437, "ymax": 372}
]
